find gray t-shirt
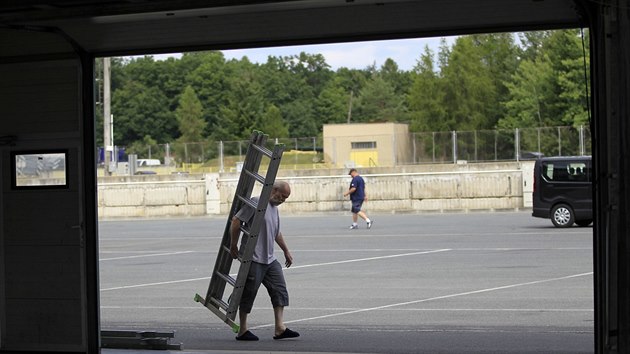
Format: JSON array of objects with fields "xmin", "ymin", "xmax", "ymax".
[{"xmin": 234, "ymin": 197, "xmax": 279, "ymax": 264}]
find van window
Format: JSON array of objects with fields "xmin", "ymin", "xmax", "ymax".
[
  {"xmin": 136, "ymin": 159, "xmax": 161, "ymax": 167},
  {"xmin": 542, "ymin": 161, "xmax": 589, "ymax": 182}
]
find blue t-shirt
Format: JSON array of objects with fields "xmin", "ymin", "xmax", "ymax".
[{"xmin": 349, "ymin": 175, "xmax": 365, "ymax": 201}]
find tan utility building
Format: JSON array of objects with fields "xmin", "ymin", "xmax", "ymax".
[{"xmin": 323, "ymin": 122, "xmax": 411, "ymax": 168}]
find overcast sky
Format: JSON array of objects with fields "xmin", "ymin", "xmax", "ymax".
[{"xmin": 151, "ymin": 36, "xmax": 457, "ymax": 71}]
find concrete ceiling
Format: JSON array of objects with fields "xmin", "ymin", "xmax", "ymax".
[{"xmin": 0, "ymin": 0, "xmax": 586, "ymax": 56}]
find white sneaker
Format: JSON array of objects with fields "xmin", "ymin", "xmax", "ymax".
[
  {"xmin": 367, "ymin": 220, "xmax": 372, "ymax": 229},
  {"xmin": 349, "ymin": 224, "xmax": 358, "ymax": 230}
]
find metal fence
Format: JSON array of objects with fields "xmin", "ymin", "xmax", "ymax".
[
  {"xmin": 114, "ymin": 137, "xmax": 325, "ymax": 173},
  {"xmin": 109, "ymin": 125, "xmax": 591, "ymax": 173},
  {"xmin": 410, "ymin": 126, "xmax": 591, "ymax": 164}
]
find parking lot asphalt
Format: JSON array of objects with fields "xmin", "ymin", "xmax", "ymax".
[{"xmin": 98, "ymin": 211, "xmax": 594, "ymax": 353}]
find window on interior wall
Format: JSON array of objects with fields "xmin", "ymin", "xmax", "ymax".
[
  {"xmin": 11, "ymin": 150, "xmax": 68, "ymax": 189},
  {"xmin": 351, "ymin": 141, "xmax": 377, "ymax": 149}
]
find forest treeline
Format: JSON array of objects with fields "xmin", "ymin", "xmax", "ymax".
[{"xmin": 98, "ymin": 29, "xmax": 590, "ymax": 155}]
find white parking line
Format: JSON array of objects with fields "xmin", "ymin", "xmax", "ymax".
[
  {"xmin": 100, "ymin": 305, "xmax": 592, "ymax": 312},
  {"xmin": 97, "ymin": 231, "xmax": 591, "ymax": 242},
  {"xmin": 100, "ymin": 250, "xmax": 195, "ymax": 261},
  {"xmin": 251, "ymin": 272, "xmax": 593, "ymax": 329},
  {"xmin": 288, "ymin": 231, "xmax": 592, "ymax": 239},
  {"xmin": 101, "ymin": 250, "xmax": 190, "ymax": 253},
  {"xmin": 285, "ymin": 249, "xmax": 451, "ymax": 271},
  {"xmin": 99, "ymin": 249, "xmax": 450, "ymax": 291},
  {"xmin": 101, "ymin": 276, "xmax": 211, "ymax": 291},
  {"xmin": 291, "ymin": 247, "xmax": 591, "ymax": 252}
]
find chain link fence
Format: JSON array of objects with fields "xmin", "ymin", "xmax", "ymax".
[
  {"xmin": 107, "ymin": 125, "xmax": 591, "ymax": 174},
  {"xmin": 409, "ymin": 126, "xmax": 591, "ymax": 164}
]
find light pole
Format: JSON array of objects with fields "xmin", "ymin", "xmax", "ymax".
[{"xmin": 103, "ymin": 57, "xmax": 113, "ymax": 176}]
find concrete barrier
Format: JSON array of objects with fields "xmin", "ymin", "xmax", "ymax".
[
  {"xmin": 97, "ymin": 161, "xmax": 535, "ymax": 218},
  {"xmin": 213, "ymin": 169, "xmax": 526, "ymax": 214},
  {"xmin": 98, "ymin": 178, "xmax": 206, "ymax": 218}
]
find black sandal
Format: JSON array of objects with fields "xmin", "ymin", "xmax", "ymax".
[
  {"xmin": 273, "ymin": 328, "xmax": 300, "ymax": 340},
  {"xmin": 236, "ymin": 330, "xmax": 259, "ymax": 341}
]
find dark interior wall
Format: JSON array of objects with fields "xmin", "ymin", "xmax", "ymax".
[
  {"xmin": 1, "ymin": 27, "xmax": 74, "ymax": 59},
  {"xmin": 0, "ymin": 27, "xmax": 91, "ymax": 352}
]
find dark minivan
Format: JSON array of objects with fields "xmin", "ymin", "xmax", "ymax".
[{"xmin": 532, "ymin": 156, "xmax": 592, "ymax": 227}]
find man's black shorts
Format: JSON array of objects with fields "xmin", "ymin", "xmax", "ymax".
[
  {"xmin": 239, "ymin": 260, "xmax": 289, "ymax": 313},
  {"xmin": 351, "ymin": 200, "xmax": 363, "ymax": 213}
]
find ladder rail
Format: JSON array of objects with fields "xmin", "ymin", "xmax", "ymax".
[
  {"xmin": 223, "ymin": 143, "xmax": 285, "ymax": 319},
  {"xmin": 226, "ymin": 147, "xmax": 283, "ymax": 317},
  {"xmin": 225, "ymin": 145, "xmax": 285, "ymax": 317},
  {"xmin": 204, "ymin": 131, "xmax": 267, "ymax": 307}
]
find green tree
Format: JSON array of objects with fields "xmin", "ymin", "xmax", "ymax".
[
  {"xmin": 186, "ymin": 51, "xmax": 229, "ymax": 136},
  {"xmin": 518, "ymin": 31, "xmax": 552, "ymax": 61},
  {"xmin": 437, "ymin": 38, "xmax": 451, "ymax": 71},
  {"xmin": 213, "ymin": 65, "xmax": 265, "ymax": 141},
  {"xmin": 407, "ymin": 46, "xmax": 448, "ymax": 132},
  {"xmin": 283, "ymin": 99, "xmax": 317, "ymax": 137},
  {"xmin": 260, "ymin": 105, "xmax": 289, "ymax": 138},
  {"xmin": 285, "ymin": 52, "xmax": 333, "ymax": 97},
  {"xmin": 547, "ymin": 29, "xmax": 590, "ymax": 127},
  {"xmin": 353, "ymin": 74, "xmax": 405, "ymax": 123},
  {"xmin": 334, "ymin": 67, "xmax": 369, "ymax": 94},
  {"xmin": 111, "ymin": 81, "xmax": 176, "ymax": 146},
  {"xmin": 380, "ymin": 58, "xmax": 411, "ymax": 97},
  {"xmin": 471, "ymin": 33, "xmax": 520, "ymax": 127},
  {"xmin": 175, "ymin": 86, "xmax": 206, "ymax": 142},
  {"xmin": 440, "ymin": 36, "xmax": 497, "ymax": 130},
  {"xmin": 260, "ymin": 54, "xmax": 318, "ymax": 137},
  {"xmin": 500, "ymin": 29, "xmax": 590, "ymax": 129},
  {"xmin": 259, "ymin": 56, "xmax": 293, "ymax": 105},
  {"xmin": 499, "ymin": 55, "xmax": 554, "ymax": 129},
  {"xmin": 123, "ymin": 56, "xmax": 188, "ymax": 112},
  {"xmin": 315, "ymin": 77, "xmax": 351, "ymax": 124},
  {"xmin": 327, "ymin": 68, "xmax": 370, "ymax": 125}
]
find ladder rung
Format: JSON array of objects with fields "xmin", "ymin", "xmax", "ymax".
[
  {"xmin": 243, "ymin": 169, "xmax": 265, "ymax": 184},
  {"xmin": 222, "ymin": 244, "xmax": 244, "ymax": 262},
  {"xmin": 214, "ymin": 271, "xmax": 236, "ymax": 287},
  {"xmin": 237, "ymin": 195, "xmax": 258, "ymax": 210},
  {"xmin": 210, "ymin": 297, "xmax": 229, "ymax": 311},
  {"xmin": 239, "ymin": 225, "xmax": 251, "ymax": 237},
  {"xmin": 251, "ymin": 143, "xmax": 273, "ymax": 158}
]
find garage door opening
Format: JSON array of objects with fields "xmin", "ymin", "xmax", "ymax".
[{"xmin": 96, "ymin": 29, "xmax": 594, "ymax": 352}]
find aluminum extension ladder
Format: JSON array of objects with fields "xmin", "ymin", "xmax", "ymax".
[{"xmin": 194, "ymin": 131, "xmax": 284, "ymax": 333}]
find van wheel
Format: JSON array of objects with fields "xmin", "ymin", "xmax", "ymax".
[
  {"xmin": 576, "ymin": 219, "xmax": 593, "ymax": 227},
  {"xmin": 551, "ymin": 204, "xmax": 575, "ymax": 227}
]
